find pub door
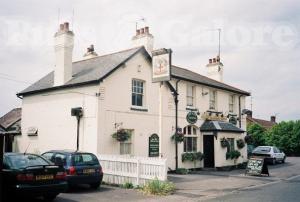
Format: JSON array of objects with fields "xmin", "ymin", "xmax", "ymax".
[{"xmin": 203, "ymin": 135, "xmax": 215, "ymax": 168}]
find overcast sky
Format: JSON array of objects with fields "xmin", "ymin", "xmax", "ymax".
[{"xmin": 0, "ymin": 0, "xmax": 299, "ymax": 121}]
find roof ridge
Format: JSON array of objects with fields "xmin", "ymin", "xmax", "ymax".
[
  {"xmin": 172, "ymin": 64, "xmax": 249, "ymax": 94},
  {"xmin": 73, "ymin": 46, "xmax": 143, "ymax": 64}
]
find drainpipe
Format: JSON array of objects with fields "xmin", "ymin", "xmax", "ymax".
[
  {"xmin": 175, "ymin": 80, "xmax": 181, "ymax": 170},
  {"xmin": 238, "ymin": 95, "xmax": 243, "ymax": 128}
]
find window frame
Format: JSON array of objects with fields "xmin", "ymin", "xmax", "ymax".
[
  {"xmin": 209, "ymin": 90, "xmax": 217, "ymax": 110},
  {"xmin": 227, "ymin": 138, "xmax": 235, "ymax": 153},
  {"xmin": 131, "ymin": 79, "xmax": 145, "ymax": 107},
  {"xmin": 186, "ymin": 84, "xmax": 195, "ymax": 107},
  {"xmin": 183, "ymin": 125, "xmax": 198, "ymax": 153},
  {"xmin": 229, "ymin": 94, "xmax": 235, "ymax": 113}
]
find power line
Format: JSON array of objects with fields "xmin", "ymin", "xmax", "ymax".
[{"xmin": 0, "ymin": 75, "xmax": 33, "ymax": 85}]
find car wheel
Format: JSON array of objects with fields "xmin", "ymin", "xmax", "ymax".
[
  {"xmin": 90, "ymin": 181, "xmax": 101, "ymax": 189},
  {"xmin": 282, "ymin": 157, "xmax": 286, "ymax": 163},
  {"xmin": 43, "ymin": 193, "xmax": 58, "ymax": 201},
  {"xmin": 272, "ymin": 158, "xmax": 276, "ymax": 165}
]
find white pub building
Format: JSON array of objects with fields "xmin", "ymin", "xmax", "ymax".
[{"xmin": 16, "ymin": 22, "xmax": 250, "ymax": 170}]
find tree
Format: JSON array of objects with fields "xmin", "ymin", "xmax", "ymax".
[{"xmin": 247, "ymin": 123, "xmax": 267, "ymax": 147}]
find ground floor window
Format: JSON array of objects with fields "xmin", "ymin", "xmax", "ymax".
[
  {"xmin": 183, "ymin": 125, "xmax": 198, "ymax": 152},
  {"xmin": 120, "ymin": 139, "xmax": 132, "ymax": 155},
  {"xmin": 227, "ymin": 138, "xmax": 235, "ymax": 152}
]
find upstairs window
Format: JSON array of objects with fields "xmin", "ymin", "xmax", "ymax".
[
  {"xmin": 209, "ymin": 90, "xmax": 217, "ymax": 110},
  {"xmin": 186, "ymin": 85, "xmax": 195, "ymax": 107},
  {"xmin": 132, "ymin": 79, "xmax": 144, "ymax": 107},
  {"xmin": 229, "ymin": 95, "xmax": 235, "ymax": 113}
]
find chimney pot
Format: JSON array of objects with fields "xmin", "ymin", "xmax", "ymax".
[
  {"xmin": 213, "ymin": 58, "xmax": 216, "ymax": 63},
  {"xmin": 59, "ymin": 24, "xmax": 64, "ymax": 31},
  {"xmin": 63, "ymin": 22, "xmax": 69, "ymax": 31},
  {"xmin": 216, "ymin": 55, "xmax": 220, "ymax": 62},
  {"xmin": 145, "ymin": 26, "xmax": 149, "ymax": 34},
  {"xmin": 140, "ymin": 28, "xmax": 145, "ymax": 34},
  {"xmin": 209, "ymin": 59, "xmax": 212, "ymax": 64},
  {"xmin": 136, "ymin": 29, "xmax": 140, "ymax": 36}
]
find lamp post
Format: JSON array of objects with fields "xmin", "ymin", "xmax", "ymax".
[{"xmin": 71, "ymin": 107, "xmax": 83, "ymax": 151}]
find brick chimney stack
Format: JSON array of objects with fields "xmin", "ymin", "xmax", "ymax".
[
  {"xmin": 54, "ymin": 22, "xmax": 74, "ymax": 86},
  {"xmin": 131, "ymin": 26, "xmax": 154, "ymax": 55},
  {"xmin": 206, "ymin": 55, "xmax": 224, "ymax": 82}
]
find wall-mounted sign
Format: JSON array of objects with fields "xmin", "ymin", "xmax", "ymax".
[
  {"xmin": 149, "ymin": 134, "xmax": 159, "ymax": 157},
  {"xmin": 152, "ymin": 48, "xmax": 172, "ymax": 83},
  {"xmin": 27, "ymin": 127, "xmax": 38, "ymax": 136},
  {"xmin": 186, "ymin": 111, "xmax": 198, "ymax": 124},
  {"xmin": 245, "ymin": 157, "xmax": 269, "ymax": 176}
]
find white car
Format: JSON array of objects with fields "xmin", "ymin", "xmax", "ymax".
[{"xmin": 251, "ymin": 146, "xmax": 286, "ymax": 165}]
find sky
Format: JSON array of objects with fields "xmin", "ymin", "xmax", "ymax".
[{"xmin": 0, "ymin": 0, "xmax": 299, "ymax": 121}]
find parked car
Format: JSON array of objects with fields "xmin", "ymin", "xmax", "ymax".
[
  {"xmin": 251, "ymin": 146, "xmax": 286, "ymax": 164},
  {"xmin": 2, "ymin": 152, "xmax": 67, "ymax": 201},
  {"xmin": 42, "ymin": 150, "xmax": 103, "ymax": 189}
]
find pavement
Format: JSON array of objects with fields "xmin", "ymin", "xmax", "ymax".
[{"xmin": 21, "ymin": 157, "xmax": 300, "ymax": 202}]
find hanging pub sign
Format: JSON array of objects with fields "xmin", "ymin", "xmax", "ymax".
[
  {"xmin": 229, "ymin": 116, "xmax": 237, "ymax": 125},
  {"xmin": 186, "ymin": 111, "xmax": 198, "ymax": 124},
  {"xmin": 245, "ymin": 157, "xmax": 269, "ymax": 176},
  {"xmin": 149, "ymin": 134, "xmax": 159, "ymax": 157},
  {"xmin": 152, "ymin": 48, "xmax": 172, "ymax": 83}
]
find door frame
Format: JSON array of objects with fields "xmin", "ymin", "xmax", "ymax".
[{"xmin": 203, "ymin": 133, "xmax": 215, "ymax": 168}]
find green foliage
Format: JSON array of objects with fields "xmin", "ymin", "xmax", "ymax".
[
  {"xmin": 122, "ymin": 182, "xmax": 134, "ymax": 189},
  {"xmin": 171, "ymin": 133, "xmax": 184, "ymax": 142},
  {"xmin": 247, "ymin": 123, "xmax": 267, "ymax": 147},
  {"xmin": 181, "ymin": 152, "xmax": 204, "ymax": 162},
  {"xmin": 112, "ymin": 129, "xmax": 131, "ymax": 142},
  {"xmin": 265, "ymin": 120, "xmax": 300, "ymax": 156},
  {"xmin": 226, "ymin": 150, "xmax": 241, "ymax": 160},
  {"xmin": 141, "ymin": 178, "xmax": 175, "ymax": 195},
  {"xmin": 220, "ymin": 137, "xmax": 229, "ymax": 148},
  {"xmin": 175, "ymin": 168, "xmax": 189, "ymax": 175},
  {"xmin": 236, "ymin": 139, "xmax": 245, "ymax": 149}
]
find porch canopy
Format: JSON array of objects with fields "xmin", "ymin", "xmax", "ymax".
[{"xmin": 200, "ymin": 120, "xmax": 244, "ymax": 133}]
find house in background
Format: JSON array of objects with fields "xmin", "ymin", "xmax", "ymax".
[
  {"xmin": 246, "ymin": 110, "xmax": 277, "ymax": 130},
  {"xmin": 0, "ymin": 108, "xmax": 22, "ymax": 152},
  {"xmin": 15, "ymin": 22, "xmax": 250, "ymax": 170}
]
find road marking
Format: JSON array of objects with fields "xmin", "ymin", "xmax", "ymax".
[{"xmin": 286, "ymin": 174, "xmax": 300, "ymax": 181}]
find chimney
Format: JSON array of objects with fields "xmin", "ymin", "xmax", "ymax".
[
  {"xmin": 83, "ymin": 44, "xmax": 98, "ymax": 59},
  {"xmin": 131, "ymin": 26, "xmax": 154, "ymax": 55},
  {"xmin": 206, "ymin": 55, "xmax": 224, "ymax": 82},
  {"xmin": 270, "ymin": 116, "xmax": 276, "ymax": 122},
  {"xmin": 54, "ymin": 22, "xmax": 74, "ymax": 86}
]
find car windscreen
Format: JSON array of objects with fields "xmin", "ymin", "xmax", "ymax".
[
  {"xmin": 6, "ymin": 154, "xmax": 49, "ymax": 169},
  {"xmin": 72, "ymin": 153, "xmax": 99, "ymax": 166},
  {"xmin": 253, "ymin": 147, "xmax": 271, "ymax": 153}
]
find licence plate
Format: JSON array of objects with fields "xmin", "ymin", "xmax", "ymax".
[
  {"xmin": 83, "ymin": 169, "xmax": 95, "ymax": 174},
  {"xmin": 36, "ymin": 175, "xmax": 54, "ymax": 180}
]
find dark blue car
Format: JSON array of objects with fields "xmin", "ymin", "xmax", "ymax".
[{"xmin": 42, "ymin": 150, "xmax": 103, "ymax": 189}]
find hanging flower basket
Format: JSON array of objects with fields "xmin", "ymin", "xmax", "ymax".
[
  {"xmin": 112, "ymin": 129, "xmax": 131, "ymax": 142},
  {"xmin": 236, "ymin": 139, "xmax": 245, "ymax": 149},
  {"xmin": 171, "ymin": 132, "xmax": 184, "ymax": 143},
  {"xmin": 244, "ymin": 134, "xmax": 252, "ymax": 144},
  {"xmin": 220, "ymin": 137, "xmax": 229, "ymax": 148}
]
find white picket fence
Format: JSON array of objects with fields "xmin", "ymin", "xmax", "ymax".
[{"xmin": 97, "ymin": 154, "xmax": 168, "ymax": 186}]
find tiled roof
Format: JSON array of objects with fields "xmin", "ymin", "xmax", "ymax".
[
  {"xmin": 247, "ymin": 117, "xmax": 276, "ymax": 129},
  {"xmin": 18, "ymin": 46, "xmax": 250, "ymax": 96},
  {"xmin": 200, "ymin": 120, "xmax": 244, "ymax": 133},
  {"xmin": 0, "ymin": 108, "xmax": 22, "ymax": 129}
]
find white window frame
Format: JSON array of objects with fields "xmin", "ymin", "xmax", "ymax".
[
  {"xmin": 229, "ymin": 95, "xmax": 235, "ymax": 113},
  {"xmin": 209, "ymin": 90, "xmax": 217, "ymax": 110},
  {"xmin": 120, "ymin": 138, "xmax": 132, "ymax": 155},
  {"xmin": 183, "ymin": 125, "xmax": 198, "ymax": 153},
  {"xmin": 132, "ymin": 79, "xmax": 145, "ymax": 107},
  {"xmin": 186, "ymin": 85, "xmax": 195, "ymax": 107}
]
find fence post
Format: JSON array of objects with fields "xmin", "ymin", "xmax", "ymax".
[{"xmin": 136, "ymin": 158, "xmax": 140, "ymax": 186}]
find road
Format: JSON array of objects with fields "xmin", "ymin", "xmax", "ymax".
[{"xmin": 207, "ymin": 175, "xmax": 300, "ymax": 202}]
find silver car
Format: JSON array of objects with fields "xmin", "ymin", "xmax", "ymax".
[{"xmin": 251, "ymin": 146, "xmax": 286, "ymax": 165}]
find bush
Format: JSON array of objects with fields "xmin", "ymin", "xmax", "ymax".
[
  {"xmin": 175, "ymin": 168, "xmax": 189, "ymax": 175},
  {"xmin": 236, "ymin": 139, "xmax": 245, "ymax": 149},
  {"xmin": 141, "ymin": 178, "xmax": 175, "ymax": 196},
  {"xmin": 181, "ymin": 152, "xmax": 204, "ymax": 162},
  {"xmin": 226, "ymin": 150, "xmax": 241, "ymax": 160},
  {"xmin": 122, "ymin": 182, "xmax": 134, "ymax": 189},
  {"xmin": 247, "ymin": 123, "xmax": 267, "ymax": 147}
]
